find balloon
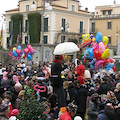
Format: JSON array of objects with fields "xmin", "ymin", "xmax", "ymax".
[
  {"xmin": 83, "ymin": 47, "xmax": 94, "ymax": 60},
  {"xmin": 101, "ymin": 49, "xmax": 110, "ymax": 59},
  {"xmin": 93, "ymin": 49, "xmax": 102, "ymax": 60},
  {"xmin": 82, "ymin": 34, "xmax": 90, "ymax": 42},
  {"xmin": 34, "ymin": 51, "xmax": 37, "ymax": 53},
  {"xmin": 92, "ymin": 37, "xmax": 95, "ymax": 42},
  {"xmin": 92, "ymin": 42, "xmax": 99, "ymax": 50},
  {"xmin": 34, "ymin": 85, "xmax": 46, "ymax": 92},
  {"xmin": 106, "ymin": 63, "xmax": 113, "ymax": 70},
  {"xmin": 90, "ymin": 34, "xmax": 94, "ymax": 39},
  {"xmin": 90, "ymin": 64, "xmax": 94, "ymax": 70},
  {"xmin": 96, "ymin": 32, "xmax": 102, "ymax": 43},
  {"xmin": 95, "ymin": 59, "xmax": 104, "ymax": 70},
  {"xmin": 81, "ymin": 39, "xmax": 92, "ymax": 47},
  {"xmin": 29, "ymin": 48, "xmax": 35, "ymax": 54},
  {"xmin": 8, "ymin": 53, "xmax": 12, "ymax": 57},
  {"xmin": 23, "ymin": 48, "xmax": 29, "ymax": 54},
  {"xmin": 13, "ymin": 51, "xmax": 18, "ymax": 57},
  {"xmin": 112, "ymin": 67, "xmax": 116, "ymax": 72},
  {"xmin": 27, "ymin": 45, "xmax": 32, "ymax": 49},
  {"xmin": 103, "ymin": 59, "xmax": 109, "ymax": 66},
  {"xmin": 109, "ymin": 58, "xmax": 113, "ymax": 63},
  {"xmin": 102, "ymin": 36, "xmax": 109, "ymax": 45},
  {"xmin": 13, "ymin": 47, "xmax": 17, "ymax": 51},
  {"xmin": 17, "ymin": 46, "xmax": 22, "ymax": 50},
  {"xmin": 16, "ymin": 49, "xmax": 22, "ymax": 55},
  {"xmin": 27, "ymin": 54, "xmax": 32, "ymax": 61},
  {"xmin": 22, "ymin": 54, "xmax": 26, "ymax": 59},
  {"xmin": 99, "ymin": 42, "xmax": 105, "ymax": 53}
]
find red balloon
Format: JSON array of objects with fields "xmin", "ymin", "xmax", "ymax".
[
  {"xmin": 109, "ymin": 58, "xmax": 113, "ymax": 63},
  {"xmin": 27, "ymin": 45, "xmax": 32, "ymax": 50},
  {"xmin": 29, "ymin": 48, "xmax": 35, "ymax": 54},
  {"xmin": 93, "ymin": 49, "xmax": 102, "ymax": 60},
  {"xmin": 112, "ymin": 67, "xmax": 116, "ymax": 72}
]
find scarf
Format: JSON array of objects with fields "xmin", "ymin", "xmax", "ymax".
[{"xmin": 53, "ymin": 59, "xmax": 61, "ymax": 64}]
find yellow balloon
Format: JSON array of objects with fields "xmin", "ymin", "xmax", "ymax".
[
  {"xmin": 101, "ymin": 49, "xmax": 110, "ymax": 59},
  {"xmin": 92, "ymin": 37, "xmax": 95, "ymax": 42},
  {"xmin": 82, "ymin": 34, "xmax": 90, "ymax": 42},
  {"xmin": 102, "ymin": 36, "xmax": 109, "ymax": 45},
  {"xmin": 13, "ymin": 47, "xmax": 17, "ymax": 51}
]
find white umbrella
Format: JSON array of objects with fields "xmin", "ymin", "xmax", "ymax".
[{"xmin": 53, "ymin": 42, "xmax": 79, "ymax": 55}]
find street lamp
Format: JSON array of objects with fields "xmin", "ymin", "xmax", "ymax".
[
  {"xmin": 31, "ymin": 0, "xmax": 52, "ymax": 63},
  {"xmin": 60, "ymin": 22, "xmax": 70, "ymax": 31}
]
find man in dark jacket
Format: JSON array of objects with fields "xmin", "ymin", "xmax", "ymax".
[{"xmin": 51, "ymin": 55, "xmax": 66, "ymax": 109}]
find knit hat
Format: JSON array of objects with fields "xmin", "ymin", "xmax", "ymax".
[
  {"xmin": 60, "ymin": 107, "xmax": 67, "ymax": 113},
  {"xmin": 74, "ymin": 116, "xmax": 83, "ymax": 120},
  {"xmin": 10, "ymin": 109, "xmax": 19, "ymax": 116},
  {"xmin": 91, "ymin": 93, "xmax": 100, "ymax": 101},
  {"xmin": 116, "ymin": 83, "xmax": 120, "ymax": 90},
  {"xmin": 13, "ymin": 75, "xmax": 19, "ymax": 83},
  {"xmin": 0, "ymin": 104, "xmax": 9, "ymax": 112}
]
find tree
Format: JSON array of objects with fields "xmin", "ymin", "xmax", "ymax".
[{"xmin": 17, "ymin": 89, "xmax": 49, "ymax": 120}]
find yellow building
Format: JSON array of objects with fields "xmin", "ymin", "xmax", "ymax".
[
  {"xmin": 4, "ymin": 0, "xmax": 90, "ymax": 62},
  {"xmin": 90, "ymin": 2, "xmax": 120, "ymax": 57}
]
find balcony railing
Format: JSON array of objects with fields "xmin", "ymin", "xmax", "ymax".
[
  {"xmin": 89, "ymin": 28, "xmax": 98, "ymax": 33},
  {"xmin": 91, "ymin": 14, "xmax": 120, "ymax": 19}
]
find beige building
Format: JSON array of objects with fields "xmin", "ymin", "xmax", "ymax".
[
  {"xmin": 4, "ymin": 0, "xmax": 90, "ymax": 62},
  {"xmin": 90, "ymin": 2, "xmax": 120, "ymax": 57}
]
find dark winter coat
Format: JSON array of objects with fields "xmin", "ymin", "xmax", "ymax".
[
  {"xmin": 114, "ymin": 90, "xmax": 120, "ymax": 103},
  {"xmin": 76, "ymin": 87, "xmax": 88, "ymax": 115},
  {"xmin": 87, "ymin": 101, "xmax": 99, "ymax": 120},
  {"xmin": 97, "ymin": 110, "xmax": 110, "ymax": 120}
]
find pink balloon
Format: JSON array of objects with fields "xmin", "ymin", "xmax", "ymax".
[
  {"xmin": 99, "ymin": 42, "xmax": 105, "ymax": 53},
  {"xmin": 95, "ymin": 59, "xmax": 104, "ymax": 70},
  {"xmin": 23, "ymin": 48, "xmax": 29, "ymax": 54},
  {"xmin": 16, "ymin": 49, "xmax": 21, "ymax": 55},
  {"xmin": 27, "ymin": 45, "xmax": 32, "ymax": 50},
  {"xmin": 34, "ymin": 85, "xmax": 46, "ymax": 92},
  {"xmin": 29, "ymin": 48, "xmax": 35, "ymax": 54},
  {"xmin": 92, "ymin": 42, "xmax": 99, "ymax": 50}
]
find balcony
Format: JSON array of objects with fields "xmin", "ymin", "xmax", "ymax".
[
  {"xmin": 90, "ymin": 14, "xmax": 120, "ymax": 20},
  {"xmin": 79, "ymin": 29, "xmax": 85, "ymax": 34},
  {"xmin": 89, "ymin": 28, "xmax": 98, "ymax": 34}
]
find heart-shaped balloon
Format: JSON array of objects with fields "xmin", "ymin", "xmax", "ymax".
[
  {"xmin": 29, "ymin": 48, "xmax": 35, "ymax": 54},
  {"xmin": 16, "ymin": 49, "xmax": 21, "ymax": 55},
  {"xmin": 23, "ymin": 48, "xmax": 29, "ymax": 54},
  {"xmin": 34, "ymin": 85, "xmax": 46, "ymax": 92},
  {"xmin": 27, "ymin": 45, "xmax": 32, "ymax": 50}
]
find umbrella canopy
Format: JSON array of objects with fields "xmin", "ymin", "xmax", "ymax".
[{"xmin": 53, "ymin": 42, "xmax": 79, "ymax": 55}]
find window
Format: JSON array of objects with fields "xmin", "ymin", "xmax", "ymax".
[
  {"xmin": 103, "ymin": 11, "xmax": 106, "ymax": 15},
  {"xmin": 71, "ymin": 5, "xmax": 75, "ymax": 11},
  {"xmin": 25, "ymin": 19, "xmax": 28, "ymax": 32},
  {"xmin": 26, "ymin": 5, "xmax": 29, "ymax": 11},
  {"xmin": 61, "ymin": 18, "xmax": 66, "ymax": 31},
  {"xmin": 107, "ymin": 21, "xmax": 112, "ymax": 29},
  {"xmin": 44, "ymin": 35, "xmax": 48, "ymax": 44},
  {"xmin": 9, "ymin": 21, "xmax": 12, "ymax": 33},
  {"xmin": 80, "ymin": 21, "xmax": 83, "ymax": 33},
  {"xmin": 7, "ymin": 37, "xmax": 10, "ymax": 48},
  {"xmin": 91, "ymin": 22, "xmax": 95, "ymax": 32},
  {"xmin": 44, "ymin": 18, "xmax": 48, "ymax": 32},
  {"xmin": 108, "ymin": 36, "xmax": 111, "ymax": 44},
  {"xmin": 108, "ymin": 10, "xmax": 111, "ymax": 15},
  {"xmin": 61, "ymin": 35, "xmax": 66, "ymax": 43},
  {"xmin": 96, "ymin": 12, "xmax": 98, "ymax": 14}
]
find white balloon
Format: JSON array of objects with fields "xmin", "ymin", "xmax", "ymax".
[{"xmin": 74, "ymin": 116, "xmax": 82, "ymax": 120}]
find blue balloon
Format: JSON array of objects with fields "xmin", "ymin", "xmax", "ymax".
[
  {"xmin": 90, "ymin": 64, "xmax": 94, "ymax": 70},
  {"xmin": 13, "ymin": 50, "xmax": 18, "ymax": 57},
  {"xmin": 17, "ymin": 46, "xmax": 22, "ymax": 50},
  {"xmin": 106, "ymin": 63, "xmax": 112, "ymax": 70},
  {"xmin": 27, "ymin": 54, "xmax": 32, "ymax": 61},
  {"xmin": 90, "ymin": 34, "xmax": 94, "ymax": 39},
  {"xmin": 90, "ymin": 59, "xmax": 95, "ymax": 65},
  {"xmin": 96, "ymin": 32, "xmax": 102, "ymax": 43},
  {"xmin": 83, "ymin": 47, "xmax": 94, "ymax": 60},
  {"xmin": 34, "ymin": 51, "xmax": 37, "ymax": 53}
]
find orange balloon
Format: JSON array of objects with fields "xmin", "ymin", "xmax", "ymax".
[{"xmin": 109, "ymin": 58, "xmax": 113, "ymax": 63}]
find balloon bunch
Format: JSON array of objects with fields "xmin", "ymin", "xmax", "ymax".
[
  {"xmin": 82, "ymin": 32, "xmax": 115, "ymax": 71},
  {"xmin": 23, "ymin": 45, "xmax": 37, "ymax": 61},
  {"xmin": 8, "ymin": 45, "xmax": 37, "ymax": 61},
  {"xmin": 8, "ymin": 46, "xmax": 23, "ymax": 61}
]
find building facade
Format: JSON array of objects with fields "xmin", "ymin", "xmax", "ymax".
[
  {"xmin": 90, "ymin": 2, "xmax": 120, "ymax": 57},
  {"xmin": 4, "ymin": 0, "xmax": 90, "ymax": 62}
]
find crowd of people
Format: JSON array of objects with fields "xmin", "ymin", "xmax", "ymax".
[{"xmin": 0, "ymin": 55, "xmax": 120, "ymax": 120}]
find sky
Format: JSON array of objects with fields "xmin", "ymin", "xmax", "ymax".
[{"xmin": 0, "ymin": 0, "xmax": 120, "ymax": 14}]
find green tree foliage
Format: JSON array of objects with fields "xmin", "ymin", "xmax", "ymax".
[
  {"xmin": 11, "ymin": 14, "xmax": 23, "ymax": 45},
  {"xmin": 28, "ymin": 13, "xmax": 41, "ymax": 43},
  {"xmin": 17, "ymin": 89, "xmax": 49, "ymax": 120}
]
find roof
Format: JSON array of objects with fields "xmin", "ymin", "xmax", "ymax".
[{"xmin": 5, "ymin": 8, "xmax": 19, "ymax": 12}]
